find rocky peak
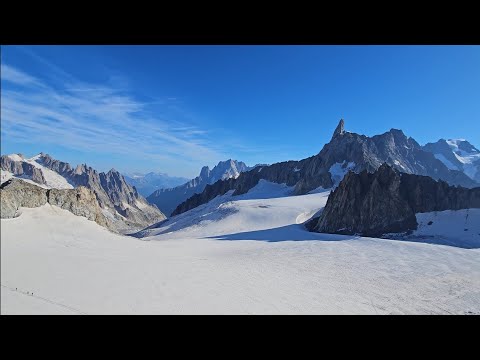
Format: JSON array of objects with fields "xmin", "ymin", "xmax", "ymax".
[
  {"xmin": 331, "ymin": 118, "xmax": 345, "ymax": 140},
  {"xmin": 75, "ymin": 164, "xmax": 87, "ymax": 175},
  {"xmin": 106, "ymin": 168, "xmax": 122, "ymax": 178},
  {"xmin": 199, "ymin": 166, "xmax": 210, "ymax": 179}
]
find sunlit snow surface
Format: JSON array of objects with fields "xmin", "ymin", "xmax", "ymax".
[
  {"xmin": 2, "ymin": 180, "xmax": 480, "ymax": 314},
  {"xmin": 329, "ymin": 161, "xmax": 356, "ymax": 186},
  {"xmin": 4, "ymin": 154, "xmax": 74, "ymax": 189},
  {"xmin": 434, "ymin": 139, "xmax": 480, "ymax": 180}
]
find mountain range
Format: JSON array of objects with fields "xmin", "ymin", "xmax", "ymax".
[
  {"xmin": 147, "ymin": 159, "xmax": 251, "ymax": 216},
  {"xmin": 123, "ymin": 172, "xmax": 189, "ymax": 197},
  {"xmin": 1, "ymin": 119, "xmax": 478, "ymax": 236},
  {"xmin": 0, "ymin": 153, "xmax": 166, "ymax": 232},
  {"xmin": 171, "ymin": 119, "xmax": 479, "ymax": 216}
]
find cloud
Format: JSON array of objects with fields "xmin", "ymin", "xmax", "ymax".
[
  {"xmin": 1, "ymin": 64, "xmax": 44, "ymax": 87},
  {"xmin": 1, "ymin": 63, "xmax": 231, "ymax": 175}
]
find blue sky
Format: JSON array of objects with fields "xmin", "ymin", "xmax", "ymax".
[{"xmin": 1, "ymin": 45, "xmax": 479, "ymax": 178}]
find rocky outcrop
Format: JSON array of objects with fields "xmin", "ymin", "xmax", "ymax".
[
  {"xmin": 0, "ymin": 178, "xmax": 48, "ymax": 218},
  {"xmin": 63, "ymin": 165, "xmax": 166, "ymax": 231},
  {"xmin": 1, "ymin": 153, "xmax": 166, "ymax": 231},
  {"xmin": 171, "ymin": 119, "xmax": 477, "ymax": 217},
  {"xmin": 307, "ymin": 164, "xmax": 480, "ymax": 237},
  {"xmin": 1, "ymin": 155, "xmax": 46, "ymax": 185},
  {"xmin": 148, "ymin": 159, "xmax": 251, "ymax": 216},
  {"xmin": 0, "ymin": 178, "xmax": 110, "ymax": 228},
  {"xmin": 36, "ymin": 153, "xmax": 73, "ymax": 177}
]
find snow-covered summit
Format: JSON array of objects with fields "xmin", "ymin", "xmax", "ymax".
[{"xmin": 423, "ymin": 138, "xmax": 480, "ymax": 183}]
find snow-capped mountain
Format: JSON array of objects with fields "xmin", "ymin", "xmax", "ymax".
[
  {"xmin": 172, "ymin": 119, "xmax": 477, "ymax": 216},
  {"xmin": 147, "ymin": 159, "xmax": 251, "ymax": 216},
  {"xmin": 0, "ymin": 153, "xmax": 166, "ymax": 232},
  {"xmin": 423, "ymin": 139, "xmax": 480, "ymax": 184},
  {"xmin": 123, "ymin": 172, "xmax": 189, "ymax": 197}
]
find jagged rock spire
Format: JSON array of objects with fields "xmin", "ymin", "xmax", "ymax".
[{"xmin": 332, "ymin": 118, "xmax": 345, "ymax": 140}]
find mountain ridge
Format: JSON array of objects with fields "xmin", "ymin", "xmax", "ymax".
[
  {"xmin": 123, "ymin": 172, "xmax": 189, "ymax": 197},
  {"xmin": 147, "ymin": 159, "xmax": 251, "ymax": 216},
  {"xmin": 0, "ymin": 153, "xmax": 166, "ymax": 232},
  {"xmin": 171, "ymin": 119, "xmax": 477, "ymax": 216}
]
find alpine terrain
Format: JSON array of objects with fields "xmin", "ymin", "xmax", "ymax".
[
  {"xmin": 123, "ymin": 172, "xmax": 189, "ymax": 197},
  {"xmin": 172, "ymin": 119, "xmax": 477, "ymax": 216},
  {"xmin": 147, "ymin": 159, "xmax": 251, "ymax": 216},
  {"xmin": 1, "ymin": 153, "xmax": 166, "ymax": 232}
]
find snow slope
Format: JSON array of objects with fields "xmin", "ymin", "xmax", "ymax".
[
  {"xmin": 2, "ymin": 181, "xmax": 480, "ymax": 315},
  {"xmin": 329, "ymin": 161, "xmax": 355, "ymax": 186},
  {"xmin": 3, "ymin": 154, "xmax": 74, "ymax": 189},
  {"xmin": 25, "ymin": 155, "xmax": 74, "ymax": 189},
  {"xmin": 399, "ymin": 209, "xmax": 480, "ymax": 249},
  {"xmin": 433, "ymin": 153, "xmax": 457, "ymax": 171},
  {"xmin": 446, "ymin": 139, "xmax": 480, "ymax": 180},
  {"xmin": 1, "ymin": 169, "xmax": 13, "ymax": 184},
  {"xmin": 430, "ymin": 139, "xmax": 480, "ymax": 181},
  {"xmin": 137, "ymin": 180, "xmax": 326, "ymax": 239}
]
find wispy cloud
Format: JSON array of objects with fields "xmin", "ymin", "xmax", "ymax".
[
  {"xmin": 1, "ymin": 64, "xmax": 45, "ymax": 87},
  {"xmin": 1, "ymin": 62, "xmax": 233, "ymax": 175}
]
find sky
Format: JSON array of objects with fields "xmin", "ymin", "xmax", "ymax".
[{"xmin": 1, "ymin": 45, "xmax": 479, "ymax": 178}]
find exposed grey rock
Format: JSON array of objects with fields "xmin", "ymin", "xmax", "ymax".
[
  {"xmin": 307, "ymin": 164, "xmax": 480, "ymax": 237},
  {"xmin": 331, "ymin": 118, "xmax": 345, "ymax": 139},
  {"xmin": 148, "ymin": 159, "xmax": 250, "ymax": 216},
  {"xmin": 1, "ymin": 154, "xmax": 166, "ymax": 231},
  {"xmin": 0, "ymin": 178, "xmax": 110, "ymax": 228},
  {"xmin": 0, "ymin": 178, "xmax": 48, "ymax": 218},
  {"xmin": 171, "ymin": 120, "xmax": 477, "ymax": 216},
  {"xmin": 36, "ymin": 152, "xmax": 74, "ymax": 177},
  {"xmin": 1, "ymin": 155, "xmax": 47, "ymax": 185},
  {"xmin": 48, "ymin": 187, "xmax": 109, "ymax": 228}
]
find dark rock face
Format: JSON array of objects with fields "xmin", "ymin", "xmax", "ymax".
[
  {"xmin": 308, "ymin": 164, "xmax": 480, "ymax": 237},
  {"xmin": 0, "ymin": 178, "xmax": 110, "ymax": 228},
  {"xmin": 172, "ymin": 119, "xmax": 477, "ymax": 216},
  {"xmin": 148, "ymin": 159, "xmax": 251, "ymax": 216}
]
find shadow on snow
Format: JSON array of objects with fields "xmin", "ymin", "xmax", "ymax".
[{"xmin": 207, "ymin": 224, "xmax": 480, "ymax": 249}]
